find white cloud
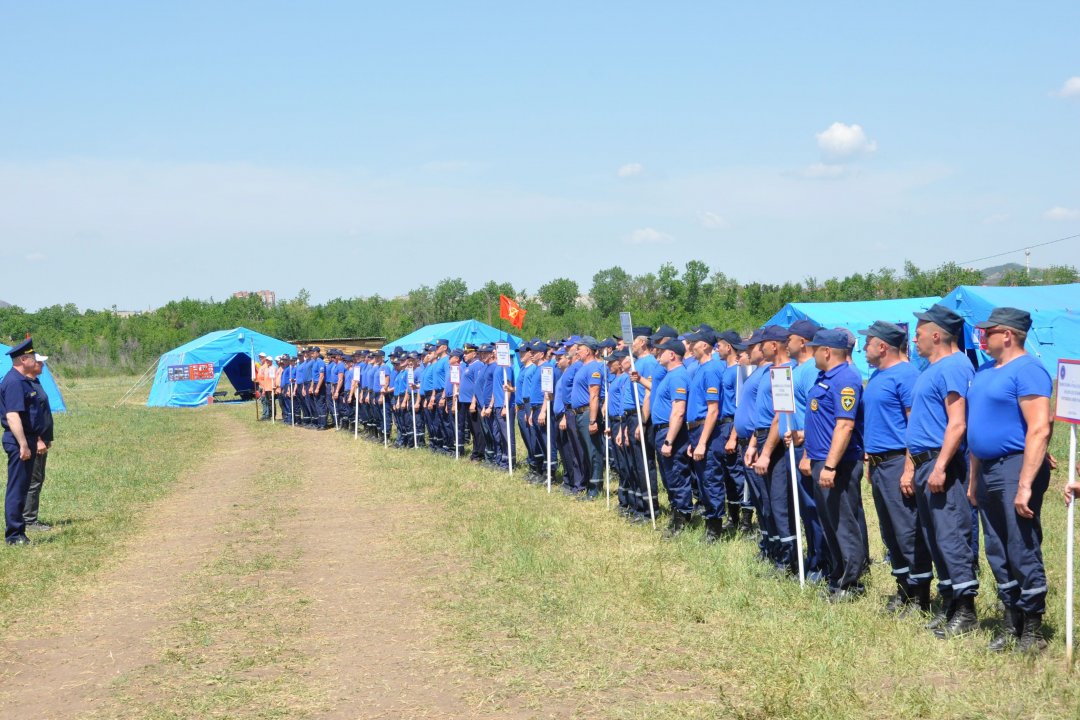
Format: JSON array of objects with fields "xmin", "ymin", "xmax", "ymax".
[
  {"xmin": 617, "ymin": 162, "xmax": 644, "ymax": 178},
  {"xmin": 24, "ymin": 252, "xmax": 47, "ymax": 262},
  {"xmin": 801, "ymin": 163, "xmax": 847, "ymax": 179},
  {"xmin": 699, "ymin": 211, "xmax": 728, "ymax": 229},
  {"xmin": 624, "ymin": 227, "xmax": 673, "ymax": 245},
  {"xmin": 1053, "ymin": 77, "xmax": 1080, "ymax": 98},
  {"xmin": 1044, "ymin": 206, "xmax": 1080, "ymax": 221},
  {"xmin": 816, "ymin": 122, "xmax": 877, "ymax": 160}
]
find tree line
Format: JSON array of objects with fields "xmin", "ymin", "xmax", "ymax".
[{"xmin": 1, "ymin": 260, "xmax": 1075, "ymax": 377}]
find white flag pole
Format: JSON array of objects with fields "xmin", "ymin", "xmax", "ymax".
[
  {"xmin": 271, "ymin": 387, "xmax": 275, "ymax": 424},
  {"xmin": 547, "ymin": 396, "xmax": 553, "ymax": 493},
  {"xmin": 604, "ymin": 369, "xmax": 610, "ymax": 510},
  {"xmin": 353, "ymin": 390, "xmax": 359, "ymax": 440},
  {"xmin": 503, "ymin": 367, "xmax": 512, "ymax": 476},
  {"xmin": 1067, "ymin": 423, "xmax": 1076, "ymax": 670},
  {"xmin": 411, "ymin": 389, "xmax": 419, "ymax": 449},
  {"xmin": 785, "ymin": 413, "xmax": 806, "ymax": 587}
]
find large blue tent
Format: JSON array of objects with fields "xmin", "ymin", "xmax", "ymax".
[
  {"xmin": 147, "ymin": 327, "xmax": 295, "ymax": 407},
  {"xmin": 765, "ymin": 296, "xmax": 942, "ymax": 379},
  {"xmin": 382, "ymin": 319, "xmax": 522, "ymax": 354},
  {"xmin": 939, "ymin": 283, "xmax": 1080, "ymax": 374},
  {"xmin": 0, "ymin": 342, "xmax": 67, "ymax": 412}
]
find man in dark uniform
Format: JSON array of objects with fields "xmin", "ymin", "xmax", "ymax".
[
  {"xmin": 967, "ymin": 307, "xmax": 1053, "ymax": 653},
  {"xmin": 22, "ymin": 352, "xmax": 55, "ymax": 531},
  {"xmin": 2, "ymin": 338, "xmax": 40, "ymax": 545}
]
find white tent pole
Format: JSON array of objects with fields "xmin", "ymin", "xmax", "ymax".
[{"xmin": 113, "ymin": 357, "xmax": 160, "ymax": 408}]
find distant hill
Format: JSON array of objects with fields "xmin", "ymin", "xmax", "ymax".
[
  {"xmin": 0, "ymin": 299, "xmax": 11, "ymax": 309},
  {"xmin": 980, "ymin": 262, "xmax": 1026, "ymax": 284}
]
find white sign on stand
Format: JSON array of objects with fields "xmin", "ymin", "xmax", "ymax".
[
  {"xmin": 449, "ymin": 365, "xmax": 460, "ymax": 384},
  {"xmin": 407, "ymin": 368, "xmax": 415, "ymax": 385},
  {"xmin": 495, "ymin": 342, "xmax": 511, "ymax": 368},
  {"xmin": 379, "ymin": 370, "xmax": 386, "ymax": 387},
  {"xmin": 352, "ymin": 366, "xmax": 361, "ymax": 383},
  {"xmin": 619, "ymin": 312, "xmax": 634, "ymax": 343},
  {"xmin": 770, "ymin": 367, "xmax": 796, "ymax": 414},
  {"xmin": 541, "ymin": 366, "xmax": 554, "ymax": 394},
  {"xmin": 1057, "ymin": 359, "xmax": 1080, "ymax": 670},
  {"xmin": 1058, "ymin": 360, "xmax": 1080, "ymax": 424}
]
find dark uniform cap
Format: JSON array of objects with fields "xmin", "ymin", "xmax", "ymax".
[
  {"xmin": 914, "ymin": 304, "xmax": 965, "ymax": 338},
  {"xmin": 690, "ymin": 323, "xmax": 716, "ymax": 334},
  {"xmin": 449, "ymin": 349, "xmax": 464, "ymax": 358},
  {"xmin": 760, "ymin": 325, "xmax": 790, "ymax": 342},
  {"xmin": 656, "ymin": 338, "xmax": 685, "ymax": 357},
  {"xmin": 807, "ymin": 329, "xmax": 851, "ymax": 350},
  {"xmin": 684, "ymin": 329, "xmax": 717, "ymax": 345},
  {"xmin": 478, "ymin": 344, "xmax": 493, "ymax": 352},
  {"xmin": 579, "ymin": 335, "xmax": 600, "ymax": 351},
  {"xmin": 563, "ymin": 335, "xmax": 582, "ymax": 347},
  {"xmin": 423, "ymin": 343, "xmax": 435, "ymax": 352},
  {"xmin": 463, "ymin": 343, "xmax": 479, "ymax": 351},
  {"xmin": 516, "ymin": 344, "xmax": 530, "ymax": 353},
  {"xmin": 310, "ymin": 346, "xmax": 321, "ymax": 352},
  {"xmin": 833, "ymin": 327, "xmax": 857, "ymax": 350},
  {"xmin": 598, "ymin": 338, "xmax": 618, "ymax": 350},
  {"xmin": 6, "ymin": 338, "xmax": 34, "ymax": 358},
  {"xmin": 530, "ymin": 341, "xmax": 550, "ymax": 352},
  {"xmin": 610, "ymin": 349, "xmax": 629, "ymax": 361},
  {"xmin": 859, "ymin": 320, "xmax": 907, "ymax": 348},
  {"xmin": 407, "ymin": 351, "xmax": 419, "ymax": 359},
  {"xmin": 746, "ymin": 328, "xmax": 766, "ymax": 345},
  {"xmin": 632, "ymin": 325, "xmax": 654, "ymax": 338},
  {"xmin": 975, "ymin": 307, "xmax": 1032, "ymax": 333},
  {"xmin": 649, "ymin": 324, "xmax": 679, "ymax": 345},
  {"xmin": 716, "ymin": 330, "xmax": 746, "ymax": 350},
  {"xmin": 553, "ymin": 347, "xmax": 567, "ymax": 356},
  {"xmin": 787, "ymin": 319, "xmax": 822, "ymax": 341},
  {"xmin": 436, "ymin": 338, "xmax": 450, "ymax": 346}
]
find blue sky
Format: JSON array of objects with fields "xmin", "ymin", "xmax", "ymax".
[{"xmin": 2, "ymin": 2, "xmax": 1078, "ymax": 310}]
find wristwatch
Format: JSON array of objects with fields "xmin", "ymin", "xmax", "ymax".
[
  {"xmin": 663, "ymin": 440, "xmax": 672, "ymax": 447},
  {"xmin": 824, "ymin": 464, "xmax": 836, "ymax": 472}
]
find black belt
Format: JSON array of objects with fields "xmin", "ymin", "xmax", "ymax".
[
  {"xmin": 654, "ymin": 422, "xmax": 669, "ymax": 431},
  {"xmin": 623, "ymin": 410, "xmax": 637, "ymax": 418},
  {"xmin": 687, "ymin": 420, "xmax": 705, "ymax": 430},
  {"xmin": 720, "ymin": 415, "xmax": 734, "ymax": 423},
  {"xmin": 910, "ymin": 448, "xmax": 940, "ymax": 468},
  {"xmin": 867, "ymin": 449, "xmax": 906, "ymax": 468},
  {"xmin": 572, "ymin": 405, "xmax": 589, "ymax": 415}
]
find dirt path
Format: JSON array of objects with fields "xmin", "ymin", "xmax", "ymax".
[{"xmin": 0, "ymin": 413, "xmax": 520, "ymax": 719}]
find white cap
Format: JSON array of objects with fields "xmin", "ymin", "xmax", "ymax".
[
  {"xmin": 34, "ymin": 353, "xmax": 48, "ymax": 362},
  {"xmin": 258, "ymin": 352, "xmax": 267, "ymax": 357}
]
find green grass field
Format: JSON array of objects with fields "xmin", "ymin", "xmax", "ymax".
[{"xmin": 4, "ymin": 376, "xmax": 1080, "ymax": 718}]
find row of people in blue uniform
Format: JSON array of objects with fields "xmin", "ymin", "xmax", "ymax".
[{"xmin": 258, "ymin": 303, "xmax": 1054, "ymax": 655}]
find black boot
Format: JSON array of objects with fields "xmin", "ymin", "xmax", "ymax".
[
  {"xmin": 935, "ymin": 597, "xmax": 977, "ymax": 639},
  {"xmin": 703, "ymin": 518, "xmax": 724, "ymax": 544},
  {"xmin": 738, "ymin": 507, "xmax": 754, "ymax": 534},
  {"xmin": 721, "ymin": 503, "xmax": 740, "ymax": 534},
  {"xmin": 925, "ymin": 594, "xmax": 952, "ymax": 630},
  {"xmin": 988, "ymin": 607, "xmax": 1023, "ymax": 652},
  {"xmin": 899, "ymin": 583, "xmax": 932, "ymax": 618},
  {"xmin": 884, "ymin": 580, "xmax": 909, "ymax": 614},
  {"xmin": 664, "ymin": 511, "xmax": 692, "ymax": 539},
  {"xmin": 1016, "ymin": 612, "xmax": 1047, "ymax": 655}
]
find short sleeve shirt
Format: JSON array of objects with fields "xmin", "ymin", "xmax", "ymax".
[{"xmin": 967, "ymin": 354, "xmax": 1052, "ymax": 460}]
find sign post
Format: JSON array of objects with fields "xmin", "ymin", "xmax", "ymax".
[
  {"xmin": 450, "ymin": 365, "xmax": 461, "ymax": 460},
  {"xmin": 353, "ymin": 366, "xmax": 361, "ymax": 439},
  {"xmin": 771, "ymin": 365, "xmax": 805, "ymax": 587},
  {"xmin": 1057, "ymin": 359, "xmax": 1080, "ymax": 669},
  {"xmin": 408, "ymin": 367, "xmax": 418, "ymax": 449},
  {"xmin": 603, "ymin": 353, "xmax": 611, "ymax": 510},
  {"xmin": 380, "ymin": 370, "xmax": 389, "ymax": 448},
  {"xmin": 541, "ymin": 366, "xmax": 554, "ymax": 493},
  {"xmin": 496, "ymin": 342, "xmax": 513, "ymax": 476},
  {"xmin": 621, "ymin": 312, "xmax": 656, "ymax": 528}
]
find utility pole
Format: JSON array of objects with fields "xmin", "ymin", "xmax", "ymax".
[{"xmin": 1025, "ymin": 248, "xmax": 1031, "ymax": 276}]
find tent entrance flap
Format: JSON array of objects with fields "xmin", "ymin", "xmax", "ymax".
[{"xmin": 221, "ymin": 353, "xmax": 256, "ymax": 400}]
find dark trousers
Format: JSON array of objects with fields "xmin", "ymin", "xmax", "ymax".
[
  {"xmin": 468, "ymin": 407, "xmax": 486, "ymax": 460},
  {"xmin": 629, "ymin": 417, "xmax": 657, "ymax": 514},
  {"xmin": 914, "ymin": 452, "xmax": 979, "ymax": 602},
  {"xmin": 762, "ymin": 432, "xmax": 797, "ymax": 569},
  {"xmin": 5, "ymin": 441, "xmax": 36, "ymax": 541},
  {"xmin": 654, "ymin": 423, "xmax": 693, "ymax": 514},
  {"xmin": 260, "ymin": 392, "xmax": 272, "ymax": 419},
  {"xmin": 870, "ymin": 453, "xmax": 932, "ymax": 593},
  {"xmin": 977, "ymin": 453, "xmax": 1050, "ymax": 615},
  {"xmin": 739, "ymin": 436, "xmax": 771, "ymax": 557},
  {"xmin": 22, "ymin": 450, "xmax": 48, "ymax": 524},
  {"xmin": 688, "ymin": 424, "xmax": 727, "ymax": 520},
  {"xmin": 717, "ymin": 419, "xmax": 747, "ymax": 509},
  {"xmin": 575, "ymin": 410, "xmax": 604, "ymax": 492},
  {"xmin": 557, "ymin": 414, "xmax": 584, "ymax": 489},
  {"xmin": 812, "ymin": 458, "xmax": 869, "ymax": 590}
]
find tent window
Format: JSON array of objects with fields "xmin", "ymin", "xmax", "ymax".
[{"xmin": 1031, "ymin": 326, "xmax": 1053, "ymax": 345}]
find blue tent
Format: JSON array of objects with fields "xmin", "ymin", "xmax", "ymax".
[
  {"xmin": 382, "ymin": 319, "xmax": 522, "ymax": 354},
  {"xmin": 939, "ymin": 283, "xmax": 1080, "ymax": 374},
  {"xmin": 0, "ymin": 343, "xmax": 67, "ymax": 412},
  {"xmin": 147, "ymin": 327, "xmax": 295, "ymax": 408},
  {"xmin": 765, "ymin": 296, "xmax": 942, "ymax": 379}
]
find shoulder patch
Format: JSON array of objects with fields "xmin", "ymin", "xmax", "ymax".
[
  {"xmin": 840, "ymin": 386, "xmax": 856, "ymax": 396},
  {"xmin": 706, "ymin": 387, "xmax": 718, "ymax": 394},
  {"xmin": 591, "ymin": 372, "xmax": 601, "ymax": 379},
  {"xmin": 841, "ymin": 395, "xmax": 856, "ymax": 412},
  {"xmin": 810, "ymin": 398, "xmax": 819, "ymax": 411},
  {"xmin": 675, "ymin": 388, "xmax": 686, "ymax": 394}
]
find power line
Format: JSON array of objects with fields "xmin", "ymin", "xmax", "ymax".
[{"xmin": 957, "ymin": 232, "xmax": 1080, "ymax": 266}]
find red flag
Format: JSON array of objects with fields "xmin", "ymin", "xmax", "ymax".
[{"xmin": 499, "ymin": 294, "xmax": 526, "ymax": 329}]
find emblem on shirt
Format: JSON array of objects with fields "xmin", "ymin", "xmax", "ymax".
[
  {"xmin": 591, "ymin": 372, "xmax": 601, "ymax": 379},
  {"xmin": 810, "ymin": 398, "xmax": 819, "ymax": 411},
  {"xmin": 840, "ymin": 392, "xmax": 856, "ymax": 412},
  {"xmin": 675, "ymin": 388, "xmax": 686, "ymax": 395}
]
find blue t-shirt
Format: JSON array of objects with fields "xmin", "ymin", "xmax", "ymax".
[
  {"xmin": 906, "ymin": 352, "xmax": 974, "ymax": 454},
  {"xmin": 751, "ymin": 361, "xmax": 779, "ymax": 431},
  {"xmin": 296, "ymin": 360, "xmax": 311, "ymax": 384},
  {"xmin": 863, "ymin": 362, "xmax": 920, "ymax": 453},
  {"xmin": 571, "ymin": 359, "xmax": 604, "ymax": 408},
  {"xmin": 326, "ymin": 361, "xmax": 341, "ymax": 387},
  {"xmin": 393, "ymin": 369, "xmax": 408, "ymax": 396},
  {"xmin": 804, "ymin": 362, "xmax": 865, "ymax": 462},
  {"xmin": 791, "ymin": 357, "xmax": 819, "ymax": 432},
  {"xmin": 461, "ymin": 359, "xmax": 482, "ymax": 403},
  {"xmin": 686, "ymin": 358, "xmax": 722, "ymax": 423},
  {"xmin": 492, "ymin": 365, "xmax": 514, "ymax": 408},
  {"xmin": 361, "ymin": 365, "xmax": 375, "ymax": 392},
  {"xmin": 420, "ymin": 362, "xmax": 435, "ymax": 393},
  {"xmin": 309, "ymin": 358, "xmax": 326, "ymax": 386},
  {"xmin": 967, "ymin": 354, "xmax": 1052, "ymax": 460},
  {"xmin": 517, "ymin": 364, "xmax": 537, "ymax": 403},
  {"xmin": 735, "ymin": 365, "xmax": 767, "ymax": 439},
  {"xmin": 430, "ymin": 357, "xmax": 448, "ymax": 392},
  {"xmin": 477, "ymin": 363, "xmax": 496, "ymax": 406},
  {"xmin": 528, "ymin": 361, "xmax": 546, "ymax": 401},
  {"xmin": 555, "ymin": 361, "xmax": 579, "ymax": 412},
  {"xmin": 721, "ymin": 362, "xmax": 738, "ymax": 419},
  {"xmin": 683, "ymin": 355, "xmax": 699, "ymax": 378},
  {"xmin": 0, "ymin": 368, "xmax": 35, "ymax": 442},
  {"xmin": 651, "ymin": 365, "xmax": 689, "ymax": 425},
  {"xmin": 608, "ymin": 374, "xmax": 628, "ymax": 415}
]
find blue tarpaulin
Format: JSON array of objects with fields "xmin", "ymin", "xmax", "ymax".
[
  {"xmin": 147, "ymin": 327, "xmax": 296, "ymax": 407},
  {"xmin": 0, "ymin": 343, "xmax": 67, "ymax": 412},
  {"xmin": 765, "ymin": 296, "xmax": 942, "ymax": 379},
  {"xmin": 939, "ymin": 283, "xmax": 1080, "ymax": 374},
  {"xmin": 382, "ymin": 319, "xmax": 522, "ymax": 354}
]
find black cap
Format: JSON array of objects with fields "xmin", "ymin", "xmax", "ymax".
[
  {"xmin": 684, "ymin": 329, "xmax": 717, "ymax": 345},
  {"xmin": 598, "ymin": 338, "xmax": 618, "ymax": 350},
  {"xmin": 859, "ymin": 320, "xmax": 907, "ymax": 348},
  {"xmin": 449, "ymin": 349, "xmax": 464, "ymax": 358},
  {"xmin": 975, "ymin": 307, "xmax": 1032, "ymax": 333},
  {"xmin": 632, "ymin": 325, "xmax": 654, "ymax": 338},
  {"xmin": 806, "ymin": 329, "xmax": 850, "ymax": 350},
  {"xmin": 787, "ymin": 319, "xmax": 822, "ymax": 341},
  {"xmin": 6, "ymin": 338, "xmax": 33, "ymax": 358},
  {"xmin": 914, "ymin": 303, "xmax": 965, "ymax": 338},
  {"xmin": 649, "ymin": 324, "xmax": 679, "ymax": 345},
  {"xmin": 656, "ymin": 338, "xmax": 685, "ymax": 357},
  {"xmin": 463, "ymin": 343, "xmax": 478, "ymax": 352},
  {"xmin": 715, "ymin": 330, "xmax": 745, "ymax": 350},
  {"xmin": 760, "ymin": 325, "xmax": 789, "ymax": 342},
  {"xmin": 579, "ymin": 335, "xmax": 600, "ymax": 351}
]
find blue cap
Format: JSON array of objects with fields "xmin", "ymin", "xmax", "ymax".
[
  {"xmin": 632, "ymin": 325, "xmax": 654, "ymax": 338},
  {"xmin": 449, "ymin": 349, "xmax": 464, "ymax": 358},
  {"xmin": 806, "ymin": 329, "xmax": 850, "ymax": 350},
  {"xmin": 746, "ymin": 328, "xmax": 766, "ymax": 345},
  {"xmin": 760, "ymin": 325, "xmax": 790, "ymax": 342},
  {"xmin": 436, "ymin": 338, "xmax": 450, "ymax": 346},
  {"xmin": 684, "ymin": 329, "xmax": 717, "ymax": 344},
  {"xmin": 5, "ymin": 338, "xmax": 33, "ymax": 358},
  {"xmin": 716, "ymin": 330, "xmax": 745, "ymax": 350},
  {"xmin": 598, "ymin": 337, "xmax": 618, "ymax": 350},
  {"xmin": 656, "ymin": 338, "xmax": 685, "ymax": 357},
  {"xmin": 914, "ymin": 303, "xmax": 965, "ymax": 338},
  {"xmin": 564, "ymin": 335, "xmax": 582, "ymax": 346},
  {"xmin": 553, "ymin": 347, "xmax": 567, "ymax": 356},
  {"xmin": 610, "ymin": 349, "xmax": 629, "ymax": 361},
  {"xmin": 859, "ymin": 320, "xmax": 907, "ymax": 348},
  {"xmin": 530, "ymin": 341, "xmax": 550, "ymax": 352},
  {"xmin": 579, "ymin": 335, "xmax": 600, "ymax": 351},
  {"xmin": 788, "ymin": 319, "xmax": 822, "ymax": 340},
  {"xmin": 975, "ymin": 306, "xmax": 1032, "ymax": 333}
]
